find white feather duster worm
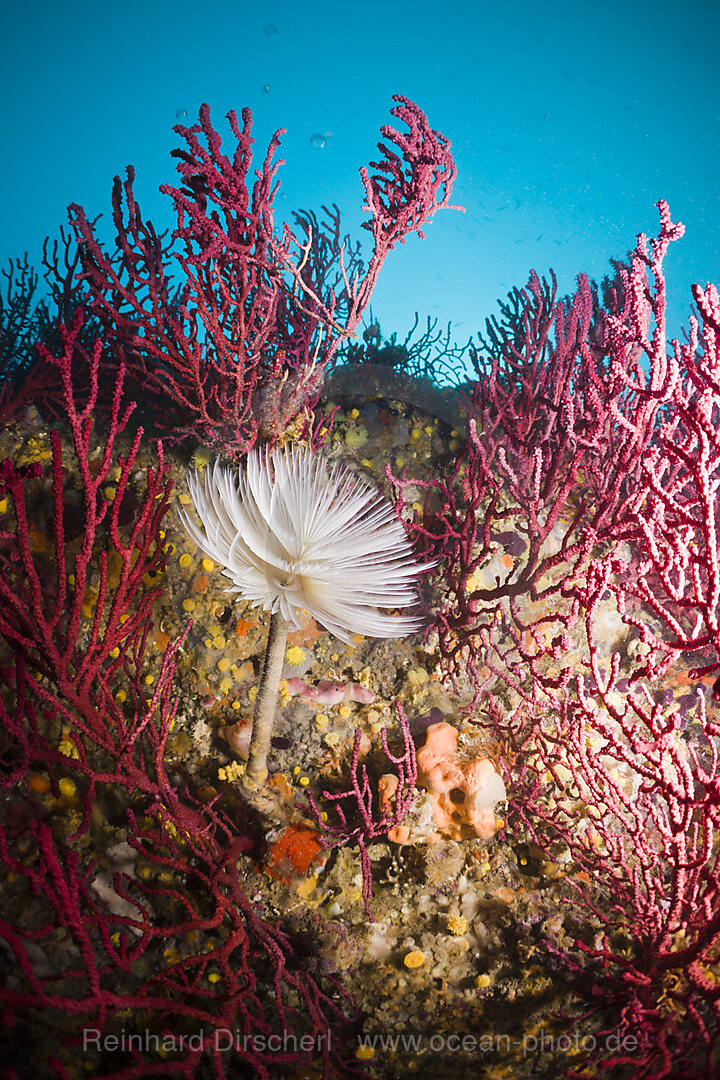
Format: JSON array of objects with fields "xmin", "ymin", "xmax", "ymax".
[
  {"xmin": 179, "ymin": 445, "xmax": 433, "ymax": 644},
  {"xmin": 179, "ymin": 444, "xmax": 434, "ymax": 787}
]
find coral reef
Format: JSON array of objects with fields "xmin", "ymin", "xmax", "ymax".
[
  {"xmin": 1, "ymin": 84, "xmax": 720, "ymax": 1080},
  {"xmin": 389, "ymin": 201, "xmax": 720, "ymax": 1077},
  {"xmin": 63, "ymin": 96, "xmax": 460, "ymax": 457}
]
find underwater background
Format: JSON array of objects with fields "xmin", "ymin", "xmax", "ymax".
[
  {"xmin": 2, "ymin": 2, "xmax": 720, "ymax": 1080},
  {"xmin": 2, "ymin": 0, "xmax": 718, "ymax": 349}
]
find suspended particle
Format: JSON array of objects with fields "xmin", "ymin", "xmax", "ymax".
[
  {"xmin": 310, "ymin": 133, "xmax": 327, "ymax": 150},
  {"xmin": 264, "ymin": 23, "xmax": 278, "ymax": 37}
]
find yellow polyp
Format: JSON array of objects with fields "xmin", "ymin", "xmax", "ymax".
[
  {"xmin": 115, "ymin": 690, "xmax": 127, "ymax": 703},
  {"xmin": 58, "ymin": 778, "xmax": 77, "ymax": 799},
  {"xmin": 404, "ymin": 950, "xmax": 425, "ymax": 969},
  {"xmin": 447, "ymin": 915, "xmax": 468, "ymax": 936},
  {"xmin": 345, "ymin": 426, "xmax": 367, "ymax": 449},
  {"xmin": 337, "ymin": 705, "xmax": 351, "ymax": 718},
  {"xmin": 314, "ymin": 714, "xmax": 329, "ymax": 731},
  {"xmin": 178, "ymin": 493, "xmax": 191, "ymax": 504},
  {"xmin": 179, "ymin": 553, "xmax": 192, "ymax": 569},
  {"xmin": 217, "ymin": 658, "xmax": 231, "ymax": 672},
  {"xmin": 299, "ymin": 776, "xmax": 310, "ymax": 787},
  {"xmin": 213, "ymin": 634, "xmax": 226, "ymax": 649},
  {"xmin": 58, "ymin": 739, "xmax": 79, "ymax": 759},
  {"xmin": 182, "ymin": 599, "xmax": 195, "ymax": 612},
  {"xmin": 285, "ymin": 645, "xmax": 306, "ymax": 666},
  {"xmin": 144, "ymin": 675, "xmax": 154, "ymax": 686},
  {"xmin": 191, "ymin": 448, "xmax": 212, "ymax": 470},
  {"xmin": 201, "ymin": 558, "xmax": 215, "ymax": 572},
  {"xmin": 356, "ymin": 1046, "xmax": 375, "ymax": 1060},
  {"xmin": 0, "ymin": 498, "xmax": 8, "ymax": 514},
  {"xmin": 475, "ymin": 973, "xmax": 493, "ymax": 989},
  {"xmin": 219, "ymin": 677, "xmax": 232, "ymax": 694},
  {"xmin": 207, "ymin": 972, "xmax": 222, "ymax": 983},
  {"xmin": 103, "ymin": 486, "xmax": 116, "ymax": 501},
  {"xmin": 218, "ymin": 760, "xmax": 245, "ymax": 782}
]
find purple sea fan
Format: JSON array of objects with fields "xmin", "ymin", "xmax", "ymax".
[{"xmin": 179, "ymin": 443, "xmax": 434, "ymax": 786}]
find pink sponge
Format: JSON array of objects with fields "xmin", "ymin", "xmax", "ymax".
[{"xmin": 415, "ymin": 721, "xmax": 506, "ymax": 842}]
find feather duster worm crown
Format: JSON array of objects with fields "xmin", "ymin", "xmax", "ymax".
[{"xmin": 178, "ymin": 445, "xmax": 435, "ymax": 645}]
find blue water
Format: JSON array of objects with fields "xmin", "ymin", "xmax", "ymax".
[{"xmin": 2, "ymin": 0, "xmax": 718, "ymax": 349}]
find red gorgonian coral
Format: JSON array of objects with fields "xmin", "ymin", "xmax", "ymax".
[
  {"xmin": 390, "ymin": 202, "xmax": 720, "ymax": 1077},
  {"xmin": 65, "ymin": 96, "xmax": 460, "ymax": 457}
]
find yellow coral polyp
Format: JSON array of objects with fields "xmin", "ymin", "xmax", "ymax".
[
  {"xmin": 403, "ymin": 950, "xmax": 426, "ymax": 969},
  {"xmin": 191, "ymin": 448, "xmax": 212, "ymax": 470},
  {"xmin": 218, "ymin": 760, "xmax": 245, "ymax": 782},
  {"xmin": 285, "ymin": 645, "xmax": 306, "ymax": 666},
  {"xmin": 447, "ymin": 915, "xmax": 468, "ymax": 936}
]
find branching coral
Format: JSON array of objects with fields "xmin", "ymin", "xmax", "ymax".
[
  {"xmin": 389, "ymin": 202, "xmax": 720, "ymax": 1077},
  {"xmin": 67, "ymin": 96, "xmax": 461, "ymax": 456},
  {"xmin": 0, "ymin": 317, "xmax": 362, "ymax": 1079}
]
